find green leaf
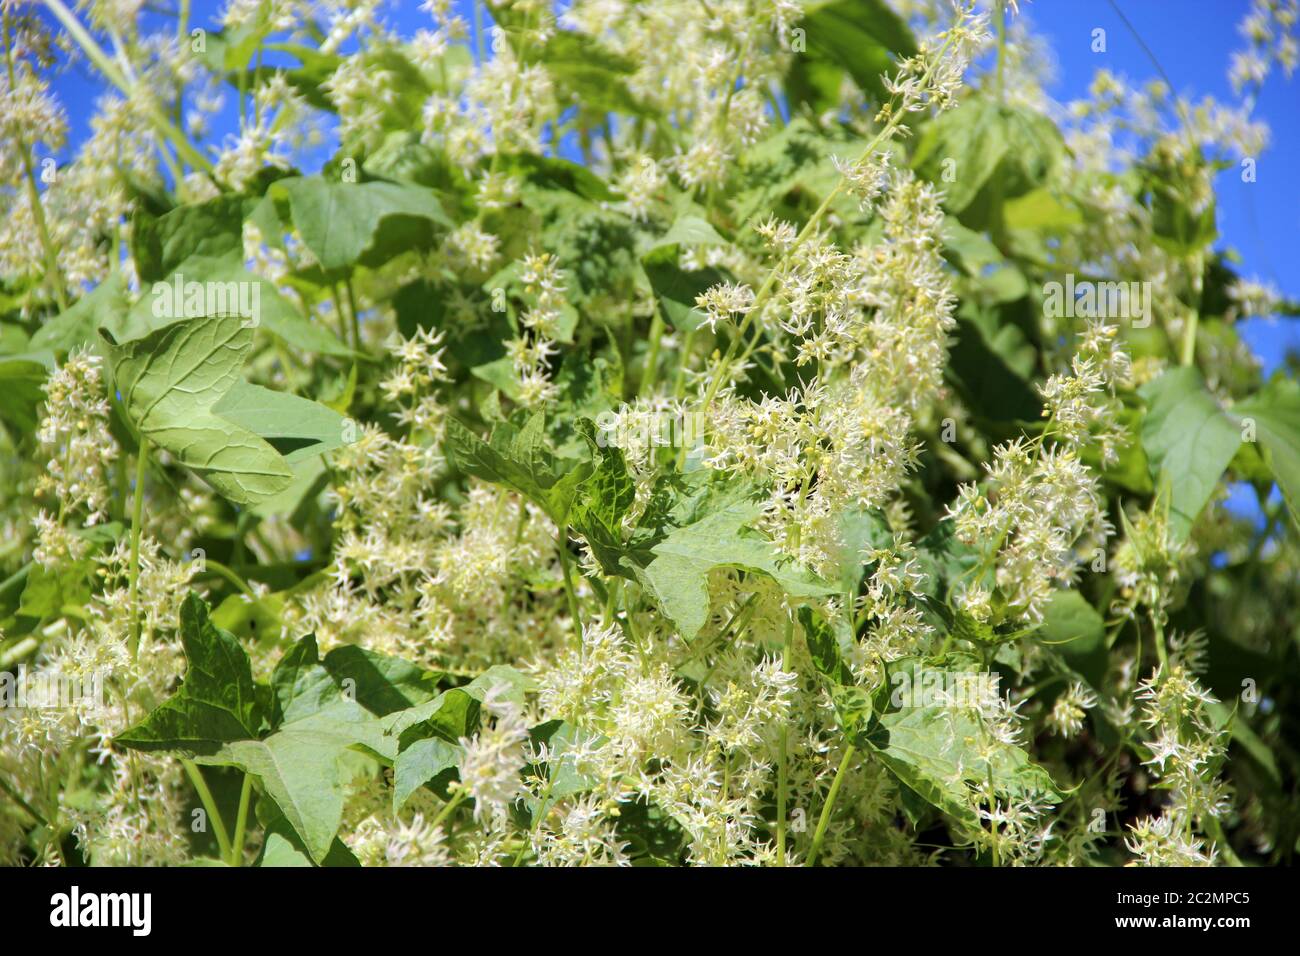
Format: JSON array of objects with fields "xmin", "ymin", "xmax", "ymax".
[
  {"xmin": 363, "ymin": 131, "xmax": 470, "ymax": 199},
  {"xmin": 206, "ymin": 699, "xmax": 395, "ymax": 863},
  {"xmin": 786, "ymin": 0, "xmax": 916, "ymax": 109},
  {"xmin": 268, "ymin": 634, "xmax": 339, "ymax": 728},
  {"xmin": 866, "ymin": 660, "xmax": 1062, "ymax": 829},
  {"xmin": 503, "ymin": 152, "xmax": 618, "ymax": 204},
  {"xmin": 464, "ymin": 665, "xmax": 535, "ymax": 710},
  {"xmin": 16, "ymin": 560, "xmax": 93, "ymax": 620},
  {"xmin": 1232, "ymin": 373, "xmax": 1300, "ymax": 529},
  {"xmin": 392, "ymin": 737, "xmax": 462, "ymax": 811},
  {"xmin": 269, "ymin": 634, "xmax": 445, "ymax": 728},
  {"xmin": 30, "ymin": 273, "xmax": 128, "ymax": 352},
  {"xmin": 444, "ymin": 413, "xmax": 591, "ymax": 524},
  {"xmin": 115, "ymin": 593, "xmax": 261, "ymax": 753},
  {"xmin": 569, "ymin": 419, "xmax": 638, "ymax": 576},
  {"xmin": 255, "ymin": 816, "xmax": 361, "ymax": 868},
  {"xmin": 798, "ymin": 605, "xmax": 854, "ymax": 686},
  {"xmin": 104, "ymin": 313, "xmax": 295, "ymax": 506},
  {"xmin": 0, "ymin": 354, "xmax": 51, "ymax": 436},
  {"xmin": 199, "ymin": 22, "xmax": 276, "ymax": 74},
  {"xmin": 521, "ymin": 720, "xmax": 603, "ymax": 823},
  {"xmin": 638, "ymin": 490, "xmax": 837, "ymax": 639},
  {"xmin": 192, "ymin": 629, "xmax": 405, "ymax": 858},
  {"xmin": 639, "ymin": 216, "xmax": 728, "ymax": 333},
  {"xmin": 946, "ymin": 314, "xmax": 1041, "ymax": 425},
  {"xmin": 212, "ymin": 379, "xmax": 347, "ymax": 465},
  {"xmin": 1039, "ymin": 590, "xmax": 1107, "ymax": 688},
  {"xmin": 914, "ymin": 520, "xmax": 981, "ymax": 600},
  {"xmin": 121, "ymin": 623, "xmax": 450, "ymax": 856},
  {"xmin": 732, "ymin": 118, "xmax": 870, "ymax": 224},
  {"xmin": 132, "ymin": 194, "xmax": 251, "ymax": 284},
  {"xmin": 385, "ymin": 664, "xmax": 533, "ymax": 748},
  {"xmin": 321, "ymin": 644, "xmax": 445, "ymax": 717},
  {"xmin": 387, "ymin": 687, "xmax": 481, "ymax": 749},
  {"xmin": 652, "ymin": 216, "xmax": 725, "ymax": 250},
  {"xmin": 277, "ymin": 177, "xmax": 451, "ymax": 275},
  {"xmin": 534, "ymin": 31, "xmax": 647, "ymax": 117},
  {"xmin": 641, "ymin": 248, "xmax": 727, "ymax": 333},
  {"xmin": 913, "ymin": 98, "xmax": 1064, "ymax": 215},
  {"xmin": 1002, "ymin": 187, "xmax": 1081, "ymax": 232},
  {"xmin": 828, "ymin": 507, "xmax": 893, "ymax": 597},
  {"xmin": 1140, "ymin": 367, "xmax": 1242, "ymax": 542},
  {"xmin": 830, "ymin": 685, "xmax": 877, "ymax": 742}
]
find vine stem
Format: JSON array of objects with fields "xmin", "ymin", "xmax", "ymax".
[
  {"xmin": 994, "ymin": 0, "xmax": 1006, "ymax": 105},
  {"xmin": 776, "ymin": 618, "xmax": 792, "ymax": 866},
  {"xmin": 0, "ymin": 773, "xmax": 46, "ymax": 826},
  {"xmin": 3, "ymin": 10, "xmax": 68, "ymax": 311},
  {"xmin": 639, "ymin": 307, "xmax": 666, "ymax": 398},
  {"xmin": 345, "ymin": 279, "xmax": 363, "ymax": 352},
  {"xmin": 431, "ymin": 790, "xmax": 468, "ymax": 831},
  {"xmin": 558, "ymin": 527, "xmax": 585, "ymax": 633},
  {"xmin": 806, "ymin": 744, "xmax": 855, "ymax": 866},
  {"xmin": 127, "ymin": 439, "xmax": 148, "ymax": 660},
  {"xmin": 229, "ymin": 773, "xmax": 253, "ymax": 866},
  {"xmin": 197, "ymin": 558, "xmax": 256, "ymax": 597},
  {"xmin": 473, "ymin": 0, "xmax": 486, "ymax": 65},
  {"xmin": 1206, "ymin": 816, "xmax": 1244, "ymax": 867},
  {"xmin": 182, "ymin": 759, "xmax": 232, "ymax": 862},
  {"xmin": 1151, "ymin": 611, "xmax": 1168, "ymax": 670},
  {"xmin": 1179, "ymin": 253, "xmax": 1204, "ymax": 367}
]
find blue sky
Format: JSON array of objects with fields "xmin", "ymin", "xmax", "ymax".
[{"xmin": 41, "ymin": 0, "xmax": 1298, "ymax": 374}]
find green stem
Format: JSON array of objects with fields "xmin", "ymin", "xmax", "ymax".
[
  {"xmin": 473, "ymin": 0, "xmax": 486, "ymax": 65},
  {"xmin": 994, "ymin": 0, "xmax": 1006, "ymax": 105},
  {"xmin": 987, "ymin": 763, "xmax": 1001, "ymax": 866},
  {"xmin": 197, "ymin": 557, "xmax": 256, "ymax": 597},
  {"xmin": 229, "ymin": 773, "xmax": 253, "ymax": 866},
  {"xmin": 1181, "ymin": 251, "xmax": 1205, "ymax": 367},
  {"xmin": 3, "ymin": 11, "xmax": 68, "ymax": 311},
  {"xmin": 41, "ymin": 0, "xmax": 218, "ymax": 181},
  {"xmin": 0, "ymin": 636, "xmax": 38, "ymax": 669},
  {"xmin": 127, "ymin": 439, "xmax": 149, "ymax": 660},
  {"xmin": 557, "ymin": 527, "xmax": 584, "ymax": 633},
  {"xmin": 1151, "ymin": 612, "xmax": 1168, "ymax": 670},
  {"xmin": 182, "ymin": 759, "xmax": 232, "ymax": 861},
  {"xmin": 672, "ymin": 329, "xmax": 696, "ymax": 402},
  {"xmin": 345, "ymin": 279, "xmax": 362, "ymax": 351},
  {"xmin": 330, "ymin": 285, "xmax": 349, "ymax": 343},
  {"xmin": 0, "ymin": 773, "xmax": 46, "ymax": 826},
  {"xmin": 1180, "ymin": 309, "xmax": 1199, "ymax": 367},
  {"xmin": 806, "ymin": 745, "xmax": 855, "ymax": 867},
  {"xmin": 640, "ymin": 307, "xmax": 665, "ymax": 398},
  {"xmin": 1206, "ymin": 816, "xmax": 1243, "ymax": 867},
  {"xmin": 431, "ymin": 790, "xmax": 468, "ymax": 831}
]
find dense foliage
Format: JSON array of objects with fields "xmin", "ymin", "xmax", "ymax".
[{"xmin": 1, "ymin": 0, "xmax": 1298, "ymax": 867}]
